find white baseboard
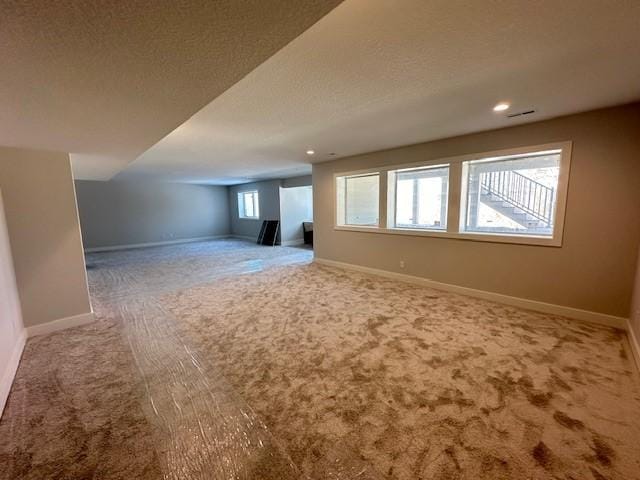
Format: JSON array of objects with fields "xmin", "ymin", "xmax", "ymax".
[
  {"xmin": 228, "ymin": 235, "xmax": 257, "ymax": 242},
  {"xmin": 230, "ymin": 235, "xmax": 305, "ymax": 246},
  {"xmin": 0, "ymin": 329, "xmax": 26, "ymax": 417},
  {"xmin": 26, "ymin": 312, "xmax": 95, "ymax": 338},
  {"xmin": 2, "ymin": 312, "xmax": 96, "ymax": 416},
  {"xmin": 281, "ymin": 238, "xmax": 305, "ymax": 246},
  {"xmin": 84, "ymin": 235, "xmax": 230, "ymax": 253},
  {"xmin": 627, "ymin": 320, "xmax": 640, "ymax": 372},
  {"xmin": 314, "ymin": 258, "xmax": 628, "ymax": 331}
]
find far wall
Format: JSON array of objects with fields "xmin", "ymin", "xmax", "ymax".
[
  {"xmin": 228, "ymin": 175, "xmax": 313, "ymax": 243},
  {"xmin": 228, "ymin": 179, "xmax": 283, "ymax": 242},
  {"xmin": 75, "ymin": 181, "xmax": 230, "ymax": 249},
  {"xmin": 282, "ymin": 175, "xmax": 312, "ymax": 188}
]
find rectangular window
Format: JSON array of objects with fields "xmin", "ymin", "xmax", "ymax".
[
  {"xmin": 336, "ymin": 173, "xmax": 379, "ymax": 226},
  {"xmin": 333, "ymin": 142, "xmax": 570, "ymax": 246},
  {"xmin": 388, "ymin": 164, "xmax": 449, "ymax": 230},
  {"xmin": 461, "ymin": 150, "xmax": 561, "ymax": 237},
  {"xmin": 238, "ymin": 190, "xmax": 259, "ymax": 219}
]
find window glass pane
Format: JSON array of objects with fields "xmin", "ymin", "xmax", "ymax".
[
  {"xmin": 393, "ymin": 166, "xmax": 448, "ymax": 229},
  {"xmin": 463, "ymin": 152, "xmax": 560, "ymax": 236},
  {"xmin": 244, "ymin": 192, "xmax": 254, "ymax": 217},
  {"xmin": 253, "ymin": 192, "xmax": 259, "ymax": 218},
  {"xmin": 238, "ymin": 191, "xmax": 259, "ymax": 218},
  {"xmin": 337, "ymin": 174, "xmax": 379, "ymax": 226}
]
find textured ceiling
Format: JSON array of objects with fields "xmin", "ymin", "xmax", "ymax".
[
  {"xmin": 0, "ymin": 0, "xmax": 342, "ymax": 179},
  {"xmin": 120, "ymin": 0, "xmax": 640, "ymax": 185}
]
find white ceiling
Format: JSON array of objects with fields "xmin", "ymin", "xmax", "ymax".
[
  {"xmin": 0, "ymin": 1, "xmax": 341, "ymax": 179},
  {"xmin": 118, "ymin": 0, "xmax": 640, "ymax": 185}
]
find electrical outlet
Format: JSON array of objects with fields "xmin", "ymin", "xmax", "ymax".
[{"xmin": 399, "ymin": 260, "xmax": 405, "ymax": 269}]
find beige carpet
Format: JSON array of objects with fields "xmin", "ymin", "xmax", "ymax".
[
  {"xmin": 1, "ymin": 240, "xmax": 639, "ymax": 479},
  {"xmin": 165, "ymin": 263, "xmax": 640, "ymax": 480},
  {"xmin": 0, "ymin": 320, "xmax": 162, "ymax": 479}
]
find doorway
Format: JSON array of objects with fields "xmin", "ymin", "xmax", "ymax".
[{"xmin": 279, "ymin": 185, "xmax": 313, "ymax": 249}]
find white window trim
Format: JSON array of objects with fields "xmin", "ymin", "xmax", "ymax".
[
  {"xmin": 333, "ymin": 141, "xmax": 572, "ymax": 247},
  {"xmin": 336, "ymin": 172, "xmax": 381, "ymax": 227},
  {"xmin": 238, "ymin": 190, "xmax": 260, "ymax": 220},
  {"xmin": 387, "ymin": 163, "xmax": 450, "ymax": 232}
]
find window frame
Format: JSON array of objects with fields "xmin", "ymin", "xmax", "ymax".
[
  {"xmin": 333, "ymin": 141, "xmax": 572, "ymax": 247},
  {"xmin": 335, "ymin": 171, "xmax": 381, "ymax": 227},
  {"xmin": 237, "ymin": 190, "xmax": 260, "ymax": 220},
  {"xmin": 388, "ymin": 163, "xmax": 450, "ymax": 232}
]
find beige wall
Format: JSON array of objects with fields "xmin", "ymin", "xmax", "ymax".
[
  {"xmin": 313, "ymin": 103, "xmax": 640, "ymax": 318},
  {"xmin": 75, "ymin": 180, "xmax": 230, "ymax": 249},
  {"xmin": 0, "ymin": 147, "xmax": 91, "ymax": 327},
  {"xmin": 631, "ymin": 246, "xmax": 640, "ymax": 347},
  {"xmin": 0, "ymin": 189, "xmax": 24, "ymax": 414}
]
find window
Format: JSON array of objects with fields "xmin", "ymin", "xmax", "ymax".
[
  {"xmin": 462, "ymin": 151, "xmax": 561, "ymax": 237},
  {"xmin": 333, "ymin": 142, "xmax": 571, "ymax": 246},
  {"xmin": 388, "ymin": 164, "xmax": 449, "ymax": 230},
  {"xmin": 238, "ymin": 190, "xmax": 259, "ymax": 219},
  {"xmin": 336, "ymin": 173, "xmax": 379, "ymax": 226}
]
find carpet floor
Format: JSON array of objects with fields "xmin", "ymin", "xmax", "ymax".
[{"xmin": 1, "ymin": 239, "xmax": 639, "ymax": 480}]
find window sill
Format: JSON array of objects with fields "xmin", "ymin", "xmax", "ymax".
[
  {"xmin": 333, "ymin": 225, "xmax": 561, "ymax": 247},
  {"xmin": 239, "ymin": 217, "xmax": 261, "ymax": 221}
]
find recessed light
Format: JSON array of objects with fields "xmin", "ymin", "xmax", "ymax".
[
  {"xmin": 493, "ymin": 102, "xmax": 510, "ymax": 112},
  {"xmin": 306, "ymin": 150, "xmax": 315, "ymax": 155}
]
